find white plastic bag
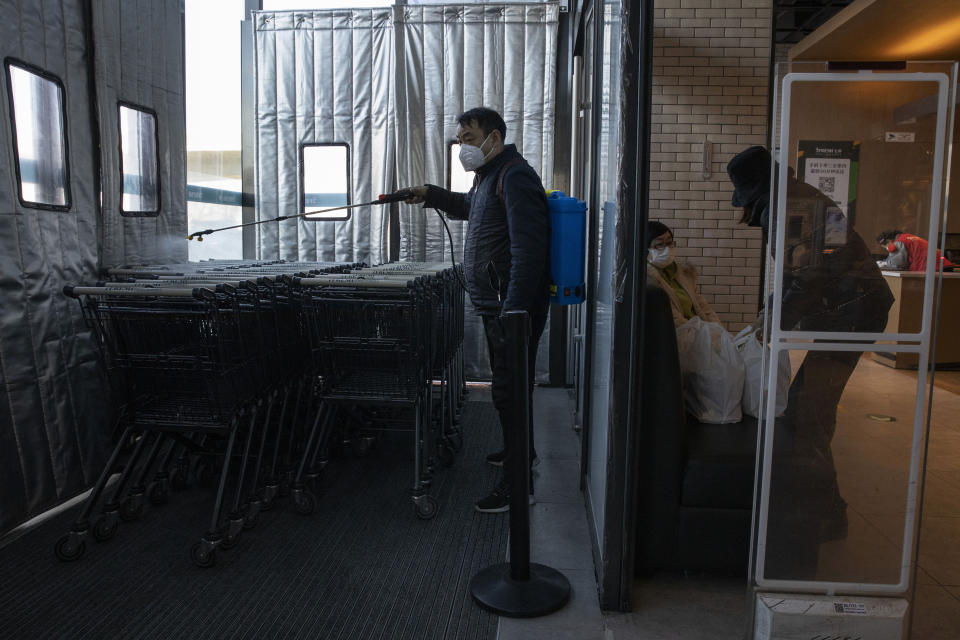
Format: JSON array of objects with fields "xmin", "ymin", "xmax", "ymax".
[
  {"xmin": 734, "ymin": 326, "xmax": 791, "ymax": 418},
  {"xmin": 674, "ymin": 317, "xmax": 745, "ymax": 424}
]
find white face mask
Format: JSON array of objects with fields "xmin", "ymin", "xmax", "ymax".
[
  {"xmin": 648, "ymin": 246, "xmax": 674, "ymax": 268},
  {"xmin": 459, "ymin": 132, "xmax": 494, "ymax": 172}
]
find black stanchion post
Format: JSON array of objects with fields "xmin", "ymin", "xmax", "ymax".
[
  {"xmin": 469, "ymin": 310, "xmax": 571, "ymax": 618},
  {"xmin": 507, "ymin": 311, "xmax": 531, "ymax": 582}
]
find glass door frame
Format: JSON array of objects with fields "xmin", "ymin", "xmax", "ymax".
[{"xmin": 752, "ymin": 64, "xmax": 958, "ymax": 595}]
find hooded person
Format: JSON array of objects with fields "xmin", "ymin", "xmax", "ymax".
[
  {"xmin": 645, "ymin": 220, "xmax": 720, "ymax": 328},
  {"xmin": 727, "ymin": 146, "xmax": 895, "ymax": 579},
  {"xmin": 727, "ymin": 146, "xmax": 894, "ymax": 333}
]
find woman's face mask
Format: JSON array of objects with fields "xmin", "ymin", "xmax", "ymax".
[
  {"xmin": 648, "ymin": 245, "xmax": 674, "ymax": 268},
  {"xmin": 459, "ymin": 132, "xmax": 494, "ymax": 172}
]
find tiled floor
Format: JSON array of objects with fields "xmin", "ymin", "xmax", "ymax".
[
  {"xmin": 488, "ymin": 364, "xmax": 960, "ymax": 639},
  {"xmin": 602, "ymin": 362, "xmax": 960, "ymax": 639},
  {"xmin": 495, "ymin": 386, "xmax": 606, "ymax": 640}
]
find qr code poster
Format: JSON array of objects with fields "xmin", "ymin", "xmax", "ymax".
[{"xmin": 803, "ymin": 157, "xmax": 851, "ymax": 215}]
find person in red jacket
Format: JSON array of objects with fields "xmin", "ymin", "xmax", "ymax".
[{"xmin": 876, "ymin": 230, "xmax": 954, "ymax": 271}]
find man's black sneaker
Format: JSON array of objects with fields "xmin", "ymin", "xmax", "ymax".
[
  {"xmin": 475, "ymin": 481, "xmax": 536, "ymax": 513},
  {"xmin": 485, "ymin": 450, "xmax": 540, "ymax": 468}
]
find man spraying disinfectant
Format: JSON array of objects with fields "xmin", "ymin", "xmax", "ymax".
[{"xmin": 403, "ymin": 107, "xmax": 551, "ymax": 514}]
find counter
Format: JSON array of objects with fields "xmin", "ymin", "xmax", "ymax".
[{"xmin": 873, "ymin": 271, "xmax": 960, "ymax": 369}]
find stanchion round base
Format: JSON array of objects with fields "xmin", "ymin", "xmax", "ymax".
[{"xmin": 470, "ymin": 562, "xmax": 571, "ymax": 618}]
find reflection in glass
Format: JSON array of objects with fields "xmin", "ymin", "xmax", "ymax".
[
  {"xmin": 119, "ymin": 105, "xmax": 160, "ymax": 213},
  {"xmin": 302, "ymin": 144, "xmax": 349, "ymax": 219},
  {"xmin": 776, "ymin": 80, "xmax": 945, "ymax": 335},
  {"xmin": 762, "ymin": 350, "xmax": 919, "ymax": 585},
  {"xmin": 7, "ymin": 63, "xmax": 69, "ymax": 208},
  {"xmin": 776, "ymin": 172, "xmax": 894, "ymax": 333},
  {"xmin": 586, "ymin": 1, "xmax": 622, "ymax": 529}
]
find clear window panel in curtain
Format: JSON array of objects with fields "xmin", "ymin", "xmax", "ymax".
[
  {"xmin": 302, "ymin": 144, "xmax": 350, "ymax": 219},
  {"xmin": 586, "ymin": 0, "xmax": 622, "ymax": 529},
  {"xmin": 119, "ymin": 104, "xmax": 160, "ymax": 215},
  {"xmin": 261, "ymin": 0, "xmax": 385, "ymax": 8},
  {"xmin": 448, "ymin": 143, "xmax": 475, "ymax": 193},
  {"xmin": 6, "ymin": 62, "xmax": 70, "ymax": 209}
]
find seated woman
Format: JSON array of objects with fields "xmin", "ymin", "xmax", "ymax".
[{"xmin": 646, "ymin": 221, "xmax": 720, "ymax": 327}]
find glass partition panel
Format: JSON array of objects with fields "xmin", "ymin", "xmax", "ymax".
[
  {"xmin": 584, "ymin": 0, "xmax": 621, "ymax": 533},
  {"xmin": 753, "ymin": 62, "xmax": 957, "ymax": 598},
  {"xmin": 771, "ymin": 71, "xmax": 953, "ymax": 343},
  {"xmin": 759, "ymin": 348, "xmax": 922, "ymax": 586}
]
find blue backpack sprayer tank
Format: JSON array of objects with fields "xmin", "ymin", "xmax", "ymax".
[{"xmin": 545, "ymin": 191, "xmax": 587, "ymax": 305}]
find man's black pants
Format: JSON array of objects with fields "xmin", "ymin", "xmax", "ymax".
[{"xmin": 482, "ymin": 308, "xmax": 549, "ymax": 480}]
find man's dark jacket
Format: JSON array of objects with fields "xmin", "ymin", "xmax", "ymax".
[{"xmin": 424, "ymin": 144, "xmax": 550, "ymax": 315}]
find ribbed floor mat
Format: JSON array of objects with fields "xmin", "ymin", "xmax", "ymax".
[{"xmin": 0, "ymin": 401, "xmax": 507, "ymax": 640}]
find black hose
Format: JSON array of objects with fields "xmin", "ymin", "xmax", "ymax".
[{"xmin": 432, "ymin": 208, "xmax": 468, "ymax": 292}]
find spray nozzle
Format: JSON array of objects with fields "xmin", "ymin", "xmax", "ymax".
[{"xmin": 187, "ymin": 230, "xmax": 213, "ymax": 242}]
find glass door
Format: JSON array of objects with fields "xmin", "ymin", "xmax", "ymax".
[{"xmin": 752, "ymin": 62, "xmax": 958, "ymax": 602}]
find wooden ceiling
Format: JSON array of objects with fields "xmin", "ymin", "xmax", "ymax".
[{"xmin": 789, "ymin": 0, "xmax": 960, "ymax": 62}]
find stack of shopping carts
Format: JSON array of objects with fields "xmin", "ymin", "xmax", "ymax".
[
  {"xmin": 293, "ymin": 262, "xmax": 465, "ymax": 520},
  {"xmin": 56, "ymin": 260, "xmax": 465, "ymax": 567}
]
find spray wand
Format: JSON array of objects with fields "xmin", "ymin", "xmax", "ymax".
[
  {"xmin": 187, "ymin": 189, "xmax": 413, "ymax": 241},
  {"xmin": 187, "ymin": 187, "xmax": 467, "ymax": 291}
]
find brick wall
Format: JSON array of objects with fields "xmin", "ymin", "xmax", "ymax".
[{"xmin": 649, "ymin": 0, "xmax": 773, "ymax": 331}]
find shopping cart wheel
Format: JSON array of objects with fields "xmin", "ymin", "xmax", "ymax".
[
  {"xmin": 292, "ymin": 488, "xmax": 317, "ymax": 516},
  {"xmin": 92, "ymin": 514, "xmax": 119, "ymax": 542},
  {"xmin": 119, "ymin": 494, "xmax": 145, "ymax": 522},
  {"xmin": 414, "ymin": 495, "xmax": 438, "ymax": 520},
  {"xmin": 220, "ymin": 516, "xmax": 244, "ymax": 550},
  {"xmin": 219, "ymin": 531, "xmax": 240, "ymax": 550},
  {"xmin": 261, "ymin": 483, "xmax": 279, "ymax": 511},
  {"xmin": 148, "ymin": 480, "xmax": 170, "ymax": 505},
  {"xmin": 55, "ymin": 533, "xmax": 86, "ymax": 562},
  {"xmin": 191, "ymin": 541, "xmax": 217, "ymax": 568}
]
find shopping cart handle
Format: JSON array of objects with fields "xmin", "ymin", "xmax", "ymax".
[{"xmin": 377, "ymin": 189, "xmax": 413, "ymax": 204}]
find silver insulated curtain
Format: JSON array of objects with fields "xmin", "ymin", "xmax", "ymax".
[
  {"xmin": 0, "ymin": 0, "xmax": 105, "ymax": 534},
  {"xmin": 393, "ymin": 3, "xmax": 558, "ymax": 379},
  {"xmin": 254, "ymin": 9, "xmax": 395, "ymax": 264},
  {"xmin": 253, "ymin": 4, "xmax": 558, "ymax": 379},
  {"xmin": 394, "ymin": 3, "xmax": 558, "ymax": 262},
  {"xmin": 94, "ymin": 0, "xmax": 188, "ymax": 267}
]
